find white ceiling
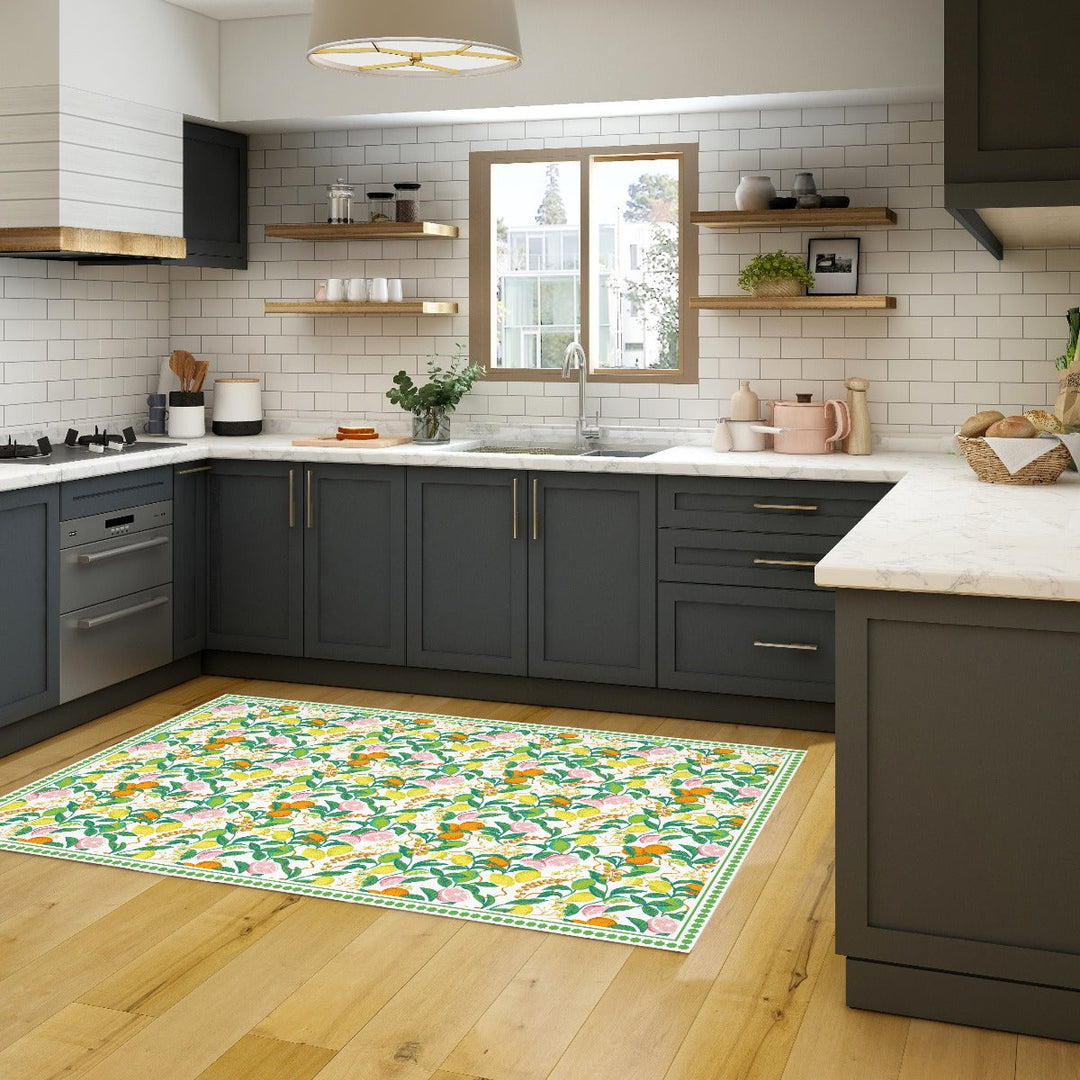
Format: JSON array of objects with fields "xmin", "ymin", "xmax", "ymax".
[{"xmin": 168, "ymin": 0, "xmax": 310, "ymax": 19}]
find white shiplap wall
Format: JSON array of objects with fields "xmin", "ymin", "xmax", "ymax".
[{"xmin": 1, "ymin": 100, "xmax": 1077, "ymax": 437}]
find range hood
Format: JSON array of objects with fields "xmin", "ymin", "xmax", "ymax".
[{"xmin": 0, "ymin": 226, "xmax": 186, "ymax": 262}]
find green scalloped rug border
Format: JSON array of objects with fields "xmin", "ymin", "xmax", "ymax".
[{"xmin": 0, "ymin": 694, "xmax": 805, "ymax": 952}]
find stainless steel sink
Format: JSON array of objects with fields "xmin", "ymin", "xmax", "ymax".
[
  {"xmin": 463, "ymin": 445, "xmax": 583, "ymax": 455},
  {"xmin": 460, "ymin": 444, "xmax": 658, "ymax": 458}
]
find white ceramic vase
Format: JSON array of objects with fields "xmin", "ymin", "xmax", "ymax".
[{"xmin": 735, "ymin": 175, "xmax": 776, "ymax": 211}]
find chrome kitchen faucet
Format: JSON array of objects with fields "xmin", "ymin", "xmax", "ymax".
[{"xmin": 562, "ymin": 341, "xmax": 601, "ymax": 448}]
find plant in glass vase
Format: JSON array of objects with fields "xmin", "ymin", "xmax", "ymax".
[
  {"xmin": 737, "ymin": 250, "xmax": 816, "ymax": 298},
  {"xmin": 386, "ymin": 346, "xmax": 484, "ymax": 443}
]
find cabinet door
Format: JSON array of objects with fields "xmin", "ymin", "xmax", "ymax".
[
  {"xmin": 0, "ymin": 485, "xmax": 59, "ymax": 726},
  {"xmin": 304, "ymin": 464, "xmax": 406, "ymax": 664},
  {"xmin": 528, "ymin": 472, "xmax": 656, "ymax": 686},
  {"xmin": 180, "ymin": 121, "xmax": 248, "ymax": 269},
  {"xmin": 206, "ymin": 461, "xmax": 303, "ymax": 655},
  {"xmin": 173, "ymin": 464, "xmax": 210, "ymax": 658},
  {"xmin": 406, "ymin": 468, "xmax": 527, "ymax": 675}
]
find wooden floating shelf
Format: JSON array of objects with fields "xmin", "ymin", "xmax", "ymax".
[
  {"xmin": 691, "ymin": 206, "xmax": 897, "ymax": 229},
  {"xmin": 264, "ymin": 221, "xmax": 458, "ymax": 241},
  {"xmin": 265, "ymin": 300, "xmax": 458, "ymax": 315},
  {"xmin": 691, "ymin": 295, "xmax": 897, "ymax": 311}
]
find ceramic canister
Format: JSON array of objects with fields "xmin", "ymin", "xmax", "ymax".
[{"xmin": 212, "ymin": 378, "xmax": 263, "ymax": 436}]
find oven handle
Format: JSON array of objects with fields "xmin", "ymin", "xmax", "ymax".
[
  {"xmin": 76, "ymin": 535, "xmax": 169, "ymax": 564},
  {"xmin": 76, "ymin": 595, "xmax": 169, "ymax": 631}
]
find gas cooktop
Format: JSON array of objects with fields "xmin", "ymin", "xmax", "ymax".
[{"xmin": 0, "ymin": 427, "xmax": 185, "ymax": 465}]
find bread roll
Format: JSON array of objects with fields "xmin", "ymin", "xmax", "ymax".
[
  {"xmin": 985, "ymin": 415, "xmax": 1037, "ymax": 438},
  {"xmin": 960, "ymin": 410, "xmax": 1004, "ymax": 437},
  {"xmin": 1023, "ymin": 409, "xmax": 1064, "ymax": 434}
]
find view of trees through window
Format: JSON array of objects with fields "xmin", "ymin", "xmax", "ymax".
[{"xmin": 491, "ymin": 154, "xmax": 681, "ymax": 372}]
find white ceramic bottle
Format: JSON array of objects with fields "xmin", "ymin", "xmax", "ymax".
[{"xmin": 730, "ymin": 380, "xmax": 761, "ymax": 421}]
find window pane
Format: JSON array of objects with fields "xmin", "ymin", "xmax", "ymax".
[
  {"xmin": 491, "ymin": 161, "xmax": 580, "ymax": 369},
  {"xmin": 591, "ymin": 157, "xmax": 680, "ymax": 371}
]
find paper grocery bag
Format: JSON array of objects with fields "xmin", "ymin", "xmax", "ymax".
[{"xmin": 1055, "ymin": 368, "xmax": 1080, "ymax": 427}]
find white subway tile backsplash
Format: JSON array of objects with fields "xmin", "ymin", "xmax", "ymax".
[{"xmin": 0, "ymin": 99, "xmax": 1073, "ymax": 436}]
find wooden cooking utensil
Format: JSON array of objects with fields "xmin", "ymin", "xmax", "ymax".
[
  {"xmin": 170, "ymin": 349, "xmax": 198, "ymax": 393},
  {"xmin": 193, "ymin": 361, "xmax": 209, "ymax": 393}
]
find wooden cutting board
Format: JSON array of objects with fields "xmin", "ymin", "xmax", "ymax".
[{"xmin": 291, "ymin": 435, "xmax": 413, "ymax": 449}]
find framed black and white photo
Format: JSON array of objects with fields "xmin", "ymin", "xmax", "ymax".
[{"xmin": 807, "ymin": 237, "xmax": 860, "ymax": 295}]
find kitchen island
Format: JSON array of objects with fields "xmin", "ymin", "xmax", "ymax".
[{"xmin": 816, "ymin": 459, "xmax": 1080, "ymax": 1042}]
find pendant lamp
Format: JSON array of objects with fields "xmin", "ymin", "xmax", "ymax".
[{"xmin": 307, "ymin": 0, "xmax": 523, "ymax": 75}]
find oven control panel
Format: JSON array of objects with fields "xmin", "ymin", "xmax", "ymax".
[{"xmin": 61, "ymin": 501, "xmax": 172, "ymax": 548}]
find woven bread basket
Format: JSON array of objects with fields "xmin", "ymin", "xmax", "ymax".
[
  {"xmin": 955, "ymin": 434, "xmax": 1071, "ymax": 485},
  {"xmin": 751, "ymin": 277, "xmax": 804, "ymax": 297}
]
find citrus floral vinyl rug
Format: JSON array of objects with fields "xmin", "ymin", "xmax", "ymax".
[{"xmin": 0, "ymin": 694, "xmax": 804, "ymax": 952}]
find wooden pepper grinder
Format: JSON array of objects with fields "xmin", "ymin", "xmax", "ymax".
[{"xmin": 844, "ymin": 377, "xmax": 872, "ymax": 454}]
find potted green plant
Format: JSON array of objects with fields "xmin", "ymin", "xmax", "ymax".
[
  {"xmin": 737, "ymin": 250, "xmax": 816, "ymax": 297},
  {"xmin": 386, "ymin": 346, "xmax": 484, "ymax": 443}
]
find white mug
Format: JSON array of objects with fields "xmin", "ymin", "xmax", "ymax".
[
  {"xmin": 347, "ymin": 277, "xmax": 367, "ymax": 302},
  {"xmin": 388, "ymin": 278, "xmax": 403, "ymax": 302},
  {"xmin": 369, "ymin": 277, "xmax": 389, "ymax": 303},
  {"xmin": 326, "ymin": 278, "xmax": 345, "ymax": 302}
]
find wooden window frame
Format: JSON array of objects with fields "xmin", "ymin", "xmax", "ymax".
[{"xmin": 469, "ymin": 143, "xmax": 699, "ymax": 384}]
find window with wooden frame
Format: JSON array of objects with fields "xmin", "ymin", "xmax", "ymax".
[{"xmin": 469, "ymin": 144, "xmax": 698, "ymax": 384}]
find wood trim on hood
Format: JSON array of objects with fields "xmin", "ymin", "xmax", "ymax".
[{"xmin": 0, "ymin": 227, "xmax": 186, "ymax": 259}]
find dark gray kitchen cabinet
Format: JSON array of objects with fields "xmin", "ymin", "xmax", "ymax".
[
  {"xmin": 406, "ymin": 468, "xmax": 528, "ymax": 675},
  {"xmin": 206, "ymin": 460, "xmax": 303, "ymax": 655},
  {"xmin": 528, "ymin": 472, "xmax": 656, "ymax": 686},
  {"xmin": 657, "ymin": 475, "xmax": 890, "ymax": 705},
  {"xmin": 406, "ymin": 468, "xmax": 655, "ymax": 686},
  {"xmin": 180, "ymin": 121, "xmax": 248, "ymax": 269},
  {"xmin": 304, "ymin": 464, "xmax": 406, "ymax": 665},
  {"xmin": 207, "ymin": 460, "xmax": 405, "ymax": 661},
  {"xmin": 836, "ymin": 588, "xmax": 1080, "ymax": 1042},
  {"xmin": 945, "ymin": 0, "xmax": 1080, "ymax": 256},
  {"xmin": 0, "ymin": 485, "xmax": 59, "ymax": 726},
  {"xmin": 173, "ymin": 464, "xmax": 210, "ymax": 659}
]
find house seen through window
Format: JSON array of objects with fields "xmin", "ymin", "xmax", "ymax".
[{"xmin": 470, "ymin": 146, "xmax": 698, "ymax": 383}]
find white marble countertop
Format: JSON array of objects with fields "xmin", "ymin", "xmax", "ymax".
[{"xmin": 2, "ymin": 429, "xmax": 1077, "ymax": 603}]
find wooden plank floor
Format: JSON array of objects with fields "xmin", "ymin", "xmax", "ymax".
[{"xmin": 0, "ymin": 675, "xmax": 1077, "ymax": 1080}]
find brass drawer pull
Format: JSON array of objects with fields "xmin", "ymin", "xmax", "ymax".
[
  {"xmin": 175, "ymin": 465, "xmax": 213, "ymax": 476},
  {"xmin": 288, "ymin": 468, "xmax": 296, "ymax": 528},
  {"xmin": 752, "ymin": 557, "xmax": 818, "ymax": 567},
  {"xmin": 753, "ymin": 640, "xmax": 819, "ymax": 651},
  {"xmin": 306, "ymin": 469, "xmax": 314, "ymax": 529},
  {"xmin": 532, "ymin": 477, "xmax": 539, "ymax": 541},
  {"xmin": 512, "ymin": 476, "xmax": 519, "ymax": 539},
  {"xmin": 752, "ymin": 503, "xmax": 819, "ymax": 512}
]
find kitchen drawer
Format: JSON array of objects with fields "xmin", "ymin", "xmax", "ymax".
[
  {"xmin": 658, "ymin": 476, "xmax": 891, "ymax": 535},
  {"xmin": 61, "ymin": 466, "xmax": 173, "ymax": 520},
  {"xmin": 659, "ymin": 528, "xmax": 835, "ymax": 590},
  {"xmin": 659, "ymin": 583, "xmax": 835, "ymax": 702},
  {"xmin": 59, "ymin": 584, "xmax": 173, "ymax": 703},
  {"xmin": 60, "ymin": 524, "xmax": 173, "ymax": 614}
]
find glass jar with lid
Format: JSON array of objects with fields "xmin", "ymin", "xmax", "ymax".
[
  {"xmin": 326, "ymin": 178, "xmax": 354, "ymax": 224},
  {"xmin": 367, "ymin": 191, "xmax": 394, "ymax": 223},
  {"xmin": 393, "ymin": 182, "xmax": 421, "ymax": 222}
]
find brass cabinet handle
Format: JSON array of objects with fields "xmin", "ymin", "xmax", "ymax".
[
  {"xmin": 752, "ymin": 503, "xmax": 819, "ymax": 512},
  {"xmin": 175, "ymin": 465, "xmax": 212, "ymax": 476},
  {"xmin": 288, "ymin": 468, "xmax": 296, "ymax": 528},
  {"xmin": 753, "ymin": 640, "xmax": 819, "ymax": 651},
  {"xmin": 532, "ymin": 477, "xmax": 539, "ymax": 541},
  {"xmin": 512, "ymin": 476, "xmax": 519, "ymax": 539},
  {"xmin": 306, "ymin": 469, "xmax": 314, "ymax": 529},
  {"xmin": 752, "ymin": 557, "xmax": 819, "ymax": 567}
]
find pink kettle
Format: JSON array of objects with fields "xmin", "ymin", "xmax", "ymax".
[{"xmin": 768, "ymin": 393, "xmax": 851, "ymax": 454}]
